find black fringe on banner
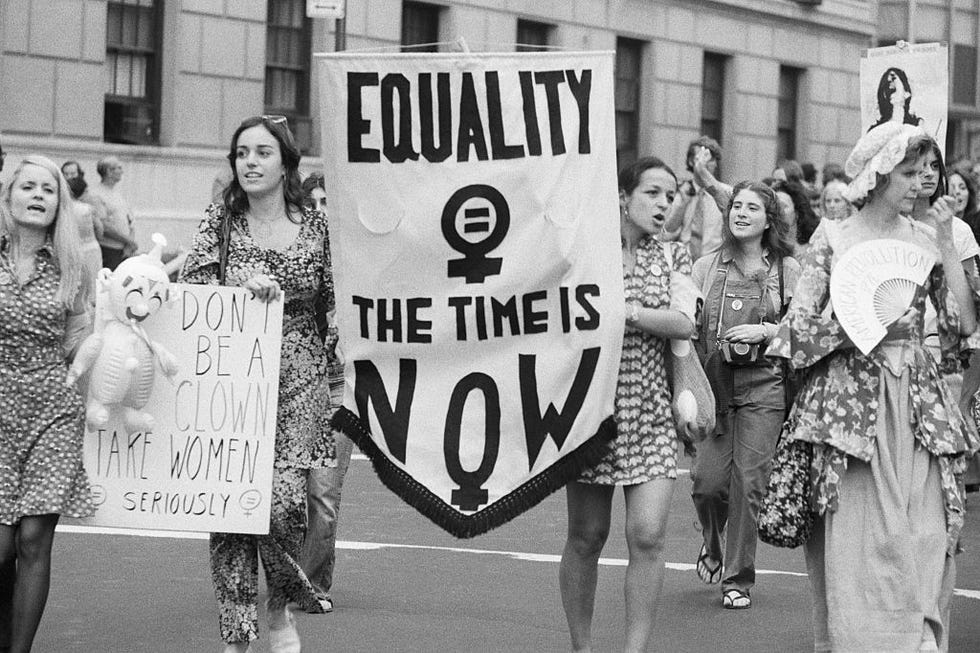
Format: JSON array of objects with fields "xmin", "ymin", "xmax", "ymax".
[{"xmin": 331, "ymin": 407, "xmax": 617, "ymax": 539}]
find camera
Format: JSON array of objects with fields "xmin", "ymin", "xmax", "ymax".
[{"xmin": 719, "ymin": 340, "xmax": 762, "ymax": 366}]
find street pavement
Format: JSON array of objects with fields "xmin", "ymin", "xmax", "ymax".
[{"xmin": 38, "ymin": 454, "xmax": 980, "ymax": 652}]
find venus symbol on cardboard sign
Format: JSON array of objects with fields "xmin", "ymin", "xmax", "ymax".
[{"xmin": 441, "ymin": 184, "xmax": 510, "ymax": 283}]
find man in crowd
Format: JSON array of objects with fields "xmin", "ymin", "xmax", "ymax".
[
  {"xmin": 663, "ymin": 136, "xmax": 725, "ymax": 260},
  {"xmin": 89, "ymin": 156, "xmax": 139, "ymax": 270}
]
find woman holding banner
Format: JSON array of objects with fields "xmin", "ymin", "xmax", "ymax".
[
  {"xmin": 559, "ymin": 156, "xmax": 696, "ymax": 653},
  {"xmin": 180, "ymin": 116, "xmax": 335, "ymax": 653},
  {"xmin": 0, "ymin": 155, "xmax": 93, "ymax": 653},
  {"xmin": 768, "ymin": 123, "xmax": 979, "ymax": 651},
  {"xmin": 689, "ymin": 182, "xmax": 800, "ymax": 609}
]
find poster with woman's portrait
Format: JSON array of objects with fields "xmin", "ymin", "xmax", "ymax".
[{"xmin": 860, "ymin": 42, "xmax": 948, "ymax": 157}]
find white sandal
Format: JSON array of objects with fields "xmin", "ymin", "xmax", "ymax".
[{"xmin": 268, "ymin": 606, "xmax": 301, "ymax": 653}]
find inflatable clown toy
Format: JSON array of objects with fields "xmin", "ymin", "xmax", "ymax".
[{"xmin": 66, "ymin": 233, "xmax": 179, "ymax": 433}]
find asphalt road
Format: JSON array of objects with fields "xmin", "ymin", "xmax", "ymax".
[{"xmin": 37, "ymin": 454, "xmax": 980, "ymax": 652}]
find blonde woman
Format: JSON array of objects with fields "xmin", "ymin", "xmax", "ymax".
[{"xmin": 0, "ymin": 155, "xmax": 93, "ymax": 653}]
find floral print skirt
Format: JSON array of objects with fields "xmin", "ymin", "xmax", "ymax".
[{"xmin": 210, "ymin": 466, "xmax": 325, "ymax": 643}]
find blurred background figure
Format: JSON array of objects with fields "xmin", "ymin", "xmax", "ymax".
[
  {"xmin": 772, "ymin": 159, "xmax": 804, "ymax": 185},
  {"xmin": 819, "ymin": 177, "xmax": 854, "ymax": 221},
  {"xmin": 88, "ymin": 156, "xmax": 138, "ymax": 270},
  {"xmin": 664, "ymin": 136, "xmax": 725, "ymax": 260},
  {"xmin": 298, "ymin": 168, "xmax": 352, "ymax": 616},
  {"xmin": 301, "ymin": 172, "xmax": 327, "ymax": 215},
  {"xmin": 61, "ymin": 161, "xmax": 105, "ymax": 295}
]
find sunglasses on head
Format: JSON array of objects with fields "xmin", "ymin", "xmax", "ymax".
[{"xmin": 261, "ymin": 115, "xmax": 288, "ymax": 125}]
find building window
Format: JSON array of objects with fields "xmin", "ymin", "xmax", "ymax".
[
  {"xmin": 701, "ymin": 53, "xmax": 726, "ymax": 144},
  {"xmin": 516, "ymin": 19, "xmax": 553, "ymax": 52},
  {"xmin": 615, "ymin": 38, "xmax": 643, "ymax": 168},
  {"xmin": 778, "ymin": 66, "xmax": 802, "ymax": 161},
  {"xmin": 265, "ymin": 0, "xmax": 313, "ymax": 152},
  {"xmin": 104, "ymin": 0, "xmax": 163, "ymax": 145},
  {"xmin": 402, "ymin": 2, "xmax": 441, "ymax": 53},
  {"xmin": 953, "ymin": 44, "xmax": 978, "ymax": 107}
]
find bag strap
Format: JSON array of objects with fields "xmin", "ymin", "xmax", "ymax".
[
  {"xmin": 778, "ymin": 257, "xmax": 786, "ymax": 318},
  {"xmin": 218, "ymin": 209, "xmax": 231, "ymax": 285},
  {"xmin": 662, "ymin": 239, "xmax": 674, "ymax": 270}
]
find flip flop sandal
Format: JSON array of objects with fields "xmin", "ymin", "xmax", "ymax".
[
  {"xmin": 722, "ymin": 588, "xmax": 751, "ymax": 609},
  {"xmin": 696, "ymin": 543, "xmax": 722, "ymax": 585}
]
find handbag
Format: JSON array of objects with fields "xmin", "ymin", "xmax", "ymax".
[
  {"xmin": 758, "ymin": 427, "xmax": 814, "ymax": 548},
  {"xmin": 661, "ymin": 242, "xmax": 716, "ymax": 446}
]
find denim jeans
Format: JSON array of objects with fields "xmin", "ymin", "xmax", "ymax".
[{"xmin": 300, "ymin": 431, "xmax": 354, "ymax": 596}]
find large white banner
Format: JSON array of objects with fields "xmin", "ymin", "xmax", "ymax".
[
  {"xmin": 317, "ymin": 51, "xmax": 623, "ymax": 536},
  {"xmin": 860, "ymin": 42, "xmax": 948, "ymax": 156},
  {"xmin": 79, "ymin": 284, "xmax": 282, "ymax": 534}
]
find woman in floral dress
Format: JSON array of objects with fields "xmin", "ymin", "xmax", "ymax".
[
  {"xmin": 180, "ymin": 116, "xmax": 335, "ymax": 653},
  {"xmin": 0, "ymin": 155, "xmax": 93, "ymax": 653},
  {"xmin": 769, "ymin": 123, "xmax": 980, "ymax": 652},
  {"xmin": 559, "ymin": 156, "xmax": 696, "ymax": 652}
]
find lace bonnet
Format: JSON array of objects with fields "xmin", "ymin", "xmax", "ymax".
[{"xmin": 843, "ymin": 123, "xmax": 926, "ymax": 203}]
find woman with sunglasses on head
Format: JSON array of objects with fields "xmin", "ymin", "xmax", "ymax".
[
  {"xmin": 0, "ymin": 155, "xmax": 94, "ymax": 653},
  {"xmin": 560, "ymin": 156, "xmax": 696, "ymax": 653},
  {"xmin": 769, "ymin": 123, "xmax": 979, "ymax": 651},
  {"xmin": 180, "ymin": 116, "xmax": 336, "ymax": 653},
  {"xmin": 689, "ymin": 182, "xmax": 800, "ymax": 610}
]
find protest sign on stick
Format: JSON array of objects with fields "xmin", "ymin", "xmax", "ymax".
[
  {"xmin": 79, "ymin": 284, "xmax": 283, "ymax": 534},
  {"xmin": 860, "ymin": 42, "xmax": 948, "ymax": 156},
  {"xmin": 316, "ymin": 51, "xmax": 623, "ymax": 537}
]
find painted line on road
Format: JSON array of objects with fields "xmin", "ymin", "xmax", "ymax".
[{"xmin": 56, "ymin": 525, "xmax": 976, "ymax": 600}]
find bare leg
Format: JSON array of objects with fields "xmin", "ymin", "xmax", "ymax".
[
  {"xmin": 8, "ymin": 514, "xmax": 59, "ymax": 653},
  {"xmin": 623, "ymin": 479, "xmax": 675, "ymax": 653},
  {"xmin": 559, "ymin": 481, "xmax": 614, "ymax": 653}
]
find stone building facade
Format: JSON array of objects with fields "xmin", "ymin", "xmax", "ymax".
[{"xmin": 1, "ymin": 1, "xmax": 959, "ymax": 247}]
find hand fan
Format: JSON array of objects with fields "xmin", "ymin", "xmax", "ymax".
[
  {"xmin": 872, "ymin": 277, "xmax": 919, "ymax": 326},
  {"xmin": 829, "ymin": 239, "xmax": 936, "ymax": 355}
]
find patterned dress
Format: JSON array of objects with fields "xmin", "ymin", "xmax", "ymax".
[
  {"xmin": 179, "ymin": 203, "xmax": 335, "ymax": 643},
  {"xmin": 580, "ymin": 237, "xmax": 690, "ymax": 484},
  {"xmin": 769, "ymin": 218, "xmax": 980, "ymax": 651},
  {"xmin": 0, "ymin": 236, "xmax": 93, "ymax": 525}
]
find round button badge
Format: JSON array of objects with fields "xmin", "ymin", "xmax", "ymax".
[{"xmin": 731, "ymin": 299, "xmax": 743, "ymax": 311}]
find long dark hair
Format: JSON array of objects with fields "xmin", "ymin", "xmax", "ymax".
[
  {"xmin": 922, "ymin": 136, "xmax": 947, "ymax": 205},
  {"xmin": 949, "ymin": 167, "xmax": 980, "ymax": 243},
  {"xmin": 222, "ymin": 115, "xmax": 304, "ymax": 219},
  {"xmin": 766, "ymin": 178, "xmax": 820, "ymax": 245},
  {"xmin": 722, "ymin": 181, "xmax": 795, "ymax": 260},
  {"xmin": 870, "ymin": 67, "xmax": 922, "ymax": 130}
]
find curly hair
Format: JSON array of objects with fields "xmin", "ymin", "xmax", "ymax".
[{"xmin": 722, "ymin": 181, "xmax": 795, "ymax": 260}]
